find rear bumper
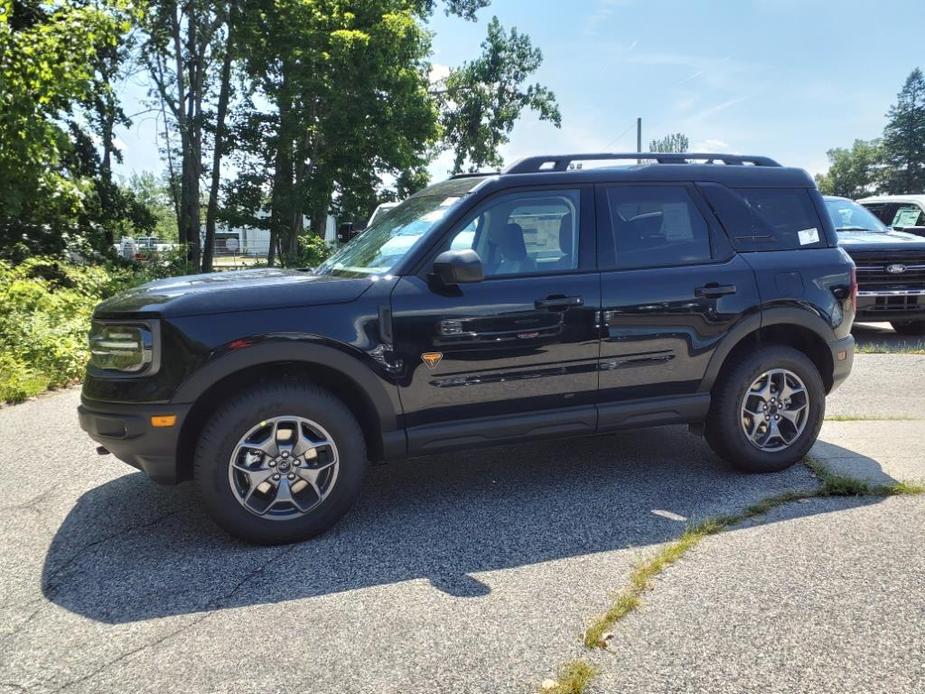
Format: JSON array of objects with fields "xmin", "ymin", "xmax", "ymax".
[
  {"xmin": 78, "ymin": 397, "xmax": 189, "ymax": 484},
  {"xmin": 829, "ymin": 334, "xmax": 854, "ymax": 393}
]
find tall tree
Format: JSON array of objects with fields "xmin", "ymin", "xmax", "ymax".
[
  {"xmin": 814, "ymin": 139, "xmax": 884, "ymax": 198},
  {"xmin": 882, "ymin": 68, "xmax": 925, "ymax": 194},
  {"xmin": 142, "ymin": 0, "xmax": 232, "ymax": 269},
  {"xmin": 0, "ymin": 0, "xmax": 131, "ymax": 258},
  {"xmin": 649, "ymin": 132, "xmax": 689, "ymax": 153},
  {"xmin": 438, "ymin": 16, "xmax": 561, "ymax": 173},
  {"xmin": 201, "ymin": 1, "xmax": 239, "ymax": 271}
]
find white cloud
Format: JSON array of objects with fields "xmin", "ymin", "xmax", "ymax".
[
  {"xmin": 429, "ymin": 63, "xmax": 451, "ymax": 85},
  {"xmin": 687, "ymin": 96, "xmax": 750, "ymax": 122}
]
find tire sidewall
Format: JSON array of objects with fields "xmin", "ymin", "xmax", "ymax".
[
  {"xmin": 710, "ymin": 346, "xmax": 825, "ymax": 472},
  {"xmin": 195, "ymin": 384, "xmax": 367, "ymax": 544}
]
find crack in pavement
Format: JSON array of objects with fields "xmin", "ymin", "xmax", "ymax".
[
  {"xmin": 42, "ymin": 511, "xmax": 179, "ymax": 598},
  {"xmin": 49, "ymin": 542, "xmax": 302, "ymax": 692},
  {"xmin": 0, "ymin": 484, "xmax": 62, "ymax": 513}
]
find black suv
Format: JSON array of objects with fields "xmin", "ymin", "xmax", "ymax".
[
  {"xmin": 79, "ymin": 153, "xmax": 856, "ymax": 544},
  {"xmin": 824, "ymin": 196, "xmax": 925, "ymax": 335}
]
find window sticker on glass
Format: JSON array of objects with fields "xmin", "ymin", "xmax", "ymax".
[
  {"xmin": 797, "ymin": 227, "xmax": 819, "ymax": 245},
  {"xmin": 892, "ymin": 206, "xmax": 922, "ymax": 228}
]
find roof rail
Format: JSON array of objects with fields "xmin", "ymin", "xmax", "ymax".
[{"xmin": 502, "ymin": 152, "xmax": 781, "ymax": 174}]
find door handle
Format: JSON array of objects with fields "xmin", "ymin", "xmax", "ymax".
[
  {"xmin": 535, "ymin": 295, "xmax": 584, "ymax": 310},
  {"xmin": 695, "ymin": 283, "xmax": 736, "ymax": 298}
]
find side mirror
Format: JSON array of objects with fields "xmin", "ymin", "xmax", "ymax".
[
  {"xmin": 432, "ymin": 249, "xmax": 483, "ymax": 285},
  {"xmin": 336, "ymin": 222, "xmax": 356, "ymax": 243}
]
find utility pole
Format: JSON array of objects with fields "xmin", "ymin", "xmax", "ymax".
[{"xmin": 636, "ymin": 117, "xmax": 642, "ymax": 164}]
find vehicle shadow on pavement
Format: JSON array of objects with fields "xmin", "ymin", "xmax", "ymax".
[{"xmin": 42, "ymin": 427, "xmax": 894, "ymax": 624}]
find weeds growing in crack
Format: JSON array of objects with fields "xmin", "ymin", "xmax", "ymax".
[
  {"xmin": 549, "ymin": 456, "xmax": 925, "ymax": 693},
  {"xmin": 539, "ymin": 660, "xmax": 598, "ymax": 694}
]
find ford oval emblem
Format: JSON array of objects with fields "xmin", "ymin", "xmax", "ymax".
[{"xmin": 886, "ymin": 264, "xmax": 907, "ymax": 274}]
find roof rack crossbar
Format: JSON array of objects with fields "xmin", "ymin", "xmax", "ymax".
[{"xmin": 502, "ymin": 152, "xmax": 781, "ymax": 174}]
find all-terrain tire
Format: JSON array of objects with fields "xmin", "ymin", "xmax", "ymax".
[
  {"xmin": 194, "ymin": 381, "xmax": 367, "ymax": 544},
  {"xmin": 705, "ymin": 345, "xmax": 825, "ymax": 473}
]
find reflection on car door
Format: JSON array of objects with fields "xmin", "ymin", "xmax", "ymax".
[
  {"xmin": 389, "ymin": 186, "xmax": 600, "ymax": 454},
  {"xmin": 595, "ymin": 183, "xmax": 759, "ymax": 429}
]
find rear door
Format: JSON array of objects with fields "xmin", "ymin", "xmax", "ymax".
[
  {"xmin": 389, "ymin": 185, "xmax": 600, "ymax": 452},
  {"xmin": 595, "ymin": 183, "xmax": 758, "ymax": 428}
]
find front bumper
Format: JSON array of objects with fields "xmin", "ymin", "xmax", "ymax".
[
  {"xmin": 855, "ymin": 292, "xmax": 925, "ymax": 322},
  {"xmin": 78, "ymin": 397, "xmax": 190, "ymax": 484},
  {"xmin": 829, "ymin": 334, "xmax": 854, "ymax": 393}
]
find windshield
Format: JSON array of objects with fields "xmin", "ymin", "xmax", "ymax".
[
  {"xmin": 316, "ymin": 176, "xmax": 487, "ymax": 277},
  {"xmin": 825, "ymin": 198, "xmax": 888, "ymax": 233}
]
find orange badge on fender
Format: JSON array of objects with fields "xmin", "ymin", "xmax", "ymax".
[{"xmin": 421, "ymin": 352, "xmax": 443, "ymax": 369}]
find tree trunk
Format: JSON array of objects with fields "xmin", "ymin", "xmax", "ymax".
[{"xmin": 202, "ymin": 9, "xmax": 234, "ymax": 273}]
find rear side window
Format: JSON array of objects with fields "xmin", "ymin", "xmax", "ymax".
[
  {"xmin": 604, "ymin": 185, "xmax": 712, "ymax": 269},
  {"xmin": 700, "ymin": 185, "xmax": 824, "ymax": 251}
]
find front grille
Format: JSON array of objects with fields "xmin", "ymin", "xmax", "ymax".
[{"xmin": 844, "ymin": 250, "xmax": 925, "ymax": 292}]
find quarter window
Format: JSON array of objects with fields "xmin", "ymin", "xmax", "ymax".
[{"xmin": 605, "ymin": 185, "xmax": 712, "ymax": 269}]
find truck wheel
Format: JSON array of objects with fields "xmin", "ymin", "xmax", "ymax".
[
  {"xmin": 194, "ymin": 381, "xmax": 368, "ymax": 544},
  {"xmin": 705, "ymin": 346, "xmax": 825, "ymax": 473},
  {"xmin": 890, "ymin": 320, "xmax": 925, "ymax": 336}
]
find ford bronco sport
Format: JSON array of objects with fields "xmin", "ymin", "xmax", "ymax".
[{"xmin": 79, "ymin": 152, "xmax": 857, "ymax": 544}]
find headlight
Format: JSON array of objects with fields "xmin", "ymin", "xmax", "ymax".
[{"xmin": 88, "ymin": 321, "xmax": 159, "ymax": 374}]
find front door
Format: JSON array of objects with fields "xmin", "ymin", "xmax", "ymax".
[{"xmin": 389, "ymin": 185, "xmax": 600, "ymax": 454}]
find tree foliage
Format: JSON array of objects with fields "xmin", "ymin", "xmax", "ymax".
[
  {"xmin": 882, "ymin": 67, "xmax": 925, "ymax": 194},
  {"xmin": 649, "ymin": 132, "xmax": 689, "ymax": 153},
  {"xmin": 438, "ymin": 16, "xmax": 561, "ymax": 173},
  {"xmin": 814, "ymin": 139, "xmax": 884, "ymax": 199}
]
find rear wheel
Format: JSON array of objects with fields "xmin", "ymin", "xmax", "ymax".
[
  {"xmin": 890, "ymin": 320, "xmax": 925, "ymax": 336},
  {"xmin": 194, "ymin": 381, "xmax": 367, "ymax": 544},
  {"xmin": 705, "ymin": 346, "xmax": 825, "ymax": 473}
]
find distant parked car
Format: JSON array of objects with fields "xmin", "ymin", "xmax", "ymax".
[
  {"xmin": 115, "ymin": 236, "xmax": 177, "ymax": 262},
  {"xmin": 825, "ymin": 196, "xmax": 925, "ymax": 335},
  {"xmin": 857, "ymin": 195, "xmax": 925, "ymax": 238}
]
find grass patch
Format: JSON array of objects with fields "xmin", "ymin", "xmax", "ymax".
[
  {"xmin": 855, "ymin": 342, "xmax": 925, "ymax": 355},
  {"xmin": 540, "ymin": 659, "xmax": 598, "ymax": 694},
  {"xmin": 551, "ymin": 457, "xmax": 925, "ymax": 691},
  {"xmin": 581, "ymin": 457, "xmax": 923, "ymax": 651},
  {"xmin": 583, "ymin": 517, "xmax": 731, "ymax": 649},
  {"xmin": 824, "ymin": 415, "xmax": 920, "ymax": 422},
  {"xmin": 880, "ymin": 480, "xmax": 925, "ymax": 495}
]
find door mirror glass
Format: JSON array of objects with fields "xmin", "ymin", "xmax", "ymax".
[{"xmin": 432, "ymin": 249, "xmax": 484, "ymax": 285}]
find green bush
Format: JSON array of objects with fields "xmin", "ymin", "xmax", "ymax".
[{"xmin": 0, "ymin": 257, "xmax": 142, "ymax": 404}]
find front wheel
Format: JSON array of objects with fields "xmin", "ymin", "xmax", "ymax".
[
  {"xmin": 891, "ymin": 320, "xmax": 925, "ymax": 336},
  {"xmin": 705, "ymin": 346, "xmax": 825, "ymax": 473},
  {"xmin": 194, "ymin": 381, "xmax": 368, "ymax": 544}
]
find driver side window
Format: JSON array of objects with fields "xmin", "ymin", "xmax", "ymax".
[{"xmin": 445, "ymin": 189, "xmax": 580, "ymax": 277}]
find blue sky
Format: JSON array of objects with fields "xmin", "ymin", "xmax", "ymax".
[{"xmin": 114, "ymin": 0, "xmax": 925, "ymax": 182}]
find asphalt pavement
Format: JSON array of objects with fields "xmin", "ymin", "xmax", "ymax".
[{"xmin": 0, "ymin": 347, "xmax": 922, "ymax": 693}]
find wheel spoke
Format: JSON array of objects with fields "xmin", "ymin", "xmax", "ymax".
[
  {"xmin": 779, "ymin": 404, "xmax": 806, "ymax": 427},
  {"xmin": 242, "ymin": 468, "xmax": 277, "ymax": 505}
]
